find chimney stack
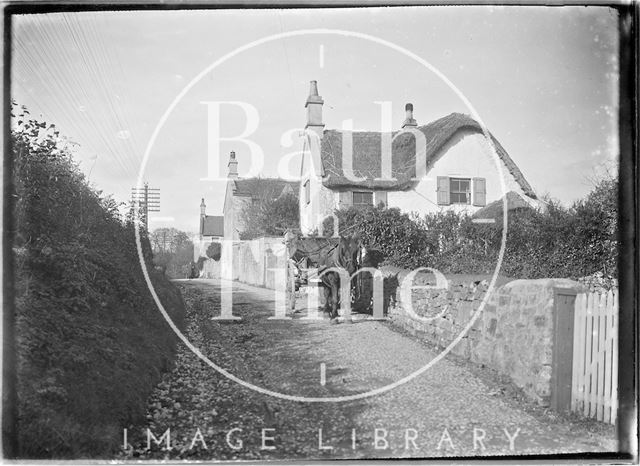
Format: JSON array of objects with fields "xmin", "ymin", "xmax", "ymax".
[
  {"xmin": 227, "ymin": 150, "xmax": 238, "ymax": 179},
  {"xmin": 305, "ymin": 80, "xmax": 324, "ymax": 135},
  {"xmin": 200, "ymin": 198, "xmax": 206, "ymax": 217},
  {"xmin": 401, "ymin": 103, "xmax": 418, "ymax": 129}
]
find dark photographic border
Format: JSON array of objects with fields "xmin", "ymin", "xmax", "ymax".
[{"xmin": 2, "ymin": 1, "xmax": 637, "ymax": 461}]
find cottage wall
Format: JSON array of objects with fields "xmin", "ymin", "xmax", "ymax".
[
  {"xmin": 223, "ymin": 181, "xmax": 235, "ymax": 240},
  {"xmin": 300, "ymin": 139, "xmax": 338, "ymax": 235},
  {"xmin": 200, "ymin": 258, "xmax": 221, "ymax": 279},
  {"xmin": 220, "ymin": 237, "xmax": 288, "ymax": 287},
  {"xmin": 194, "ymin": 235, "xmax": 204, "ymax": 261},
  {"xmin": 387, "ymin": 130, "xmax": 526, "ymax": 216},
  {"xmin": 194, "ymin": 237, "xmax": 221, "ymax": 261},
  {"xmin": 231, "ymin": 196, "xmax": 250, "ymax": 239},
  {"xmin": 223, "ymin": 181, "xmax": 252, "ymax": 241}
]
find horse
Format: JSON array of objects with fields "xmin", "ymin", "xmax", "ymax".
[{"xmin": 285, "ymin": 232, "xmax": 363, "ymax": 322}]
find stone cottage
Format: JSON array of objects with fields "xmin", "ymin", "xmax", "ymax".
[
  {"xmin": 218, "ymin": 151, "xmax": 298, "ymax": 280},
  {"xmin": 298, "ymin": 80, "xmax": 539, "ymax": 235},
  {"xmin": 221, "ymin": 150, "xmax": 299, "ymax": 241},
  {"xmin": 194, "ymin": 199, "xmax": 224, "ymax": 261}
]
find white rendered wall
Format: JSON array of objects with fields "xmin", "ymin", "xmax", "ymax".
[{"xmin": 387, "ymin": 130, "xmax": 525, "ymax": 217}]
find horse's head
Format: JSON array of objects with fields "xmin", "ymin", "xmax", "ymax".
[
  {"xmin": 342, "ymin": 234, "xmax": 384, "ymax": 269},
  {"xmin": 283, "ymin": 229, "xmax": 300, "ymax": 257},
  {"xmin": 338, "ymin": 234, "xmax": 363, "ymax": 274},
  {"xmin": 351, "ymin": 233, "xmax": 368, "ymax": 267}
]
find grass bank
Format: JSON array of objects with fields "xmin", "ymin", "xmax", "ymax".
[{"xmin": 10, "ymin": 109, "xmax": 186, "ymax": 458}]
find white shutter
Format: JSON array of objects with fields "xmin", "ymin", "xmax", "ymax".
[
  {"xmin": 437, "ymin": 177, "xmax": 450, "ymax": 205},
  {"xmin": 339, "ymin": 191, "xmax": 352, "ymax": 208},
  {"xmin": 473, "ymin": 178, "xmax": 486, "ymax": 206},
  {"xmin": 374, "ymin": 191, "xmax": 387, "ymax": 208}
]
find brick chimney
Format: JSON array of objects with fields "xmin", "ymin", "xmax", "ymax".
[
  {"xmin": 401, "ymin": 103, "xmax": 418, "ymax": 129},
  {"xmin": 305, "ymin": 80, "xmax": 324, "ymax": 135},
  {"xmin": 227, "ymin": 150, "xmax": 238, "ymax": 179}
]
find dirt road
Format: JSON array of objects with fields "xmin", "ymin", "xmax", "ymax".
[{"xmin": 121, "ymin": 279, "xmax": 616, "ymax": 460}]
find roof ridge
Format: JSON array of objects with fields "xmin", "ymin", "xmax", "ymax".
[
  {"xmin": 237, "ymin": 176, "xmax": 298, "ymax": 181},
  {"xmin": 323, "ymin": 112, "xmax": 475, "ymax": 135}
]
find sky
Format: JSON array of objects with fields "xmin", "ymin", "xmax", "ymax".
[{"xmin": 12, "ymin": 6, "xmax": 619, "ymax": 234}]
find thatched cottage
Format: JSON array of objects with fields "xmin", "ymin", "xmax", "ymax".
[{"xmin": 298, "ymin": 80, "xmax": 539, "ymax": 235}]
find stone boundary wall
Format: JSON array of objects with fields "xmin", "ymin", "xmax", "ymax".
[
  {"xmin": 200, "ymin": 258, "xmax": 221, "ymax": 279},
  {"xmin": 221, "ymin": 237, "xmax": 288, "ymax": 289},
  {"xmin": 383, "ymin": 266, "xmax": 584, "ymax": 406}
]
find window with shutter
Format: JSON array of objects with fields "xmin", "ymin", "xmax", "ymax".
[
  {"xmin": 450, "ymin": 178, "xmax": 471, "ymax": 204},
  {"xmin": 473, "ymin": 177, "xmax": 486, "ymax": 206},
  {"xmin": 437, "ymin": 176, "xmax": 450, "ymax": 205}
]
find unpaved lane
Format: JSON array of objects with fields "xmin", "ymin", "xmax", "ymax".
[{"xmin": 122, "ymin": 279, "xmax": 616, "ymax": 460}]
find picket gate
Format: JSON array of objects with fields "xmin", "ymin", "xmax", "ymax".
[{"xmin": 571, "ymin": 290, "xmax": 618, "ymax": 424}]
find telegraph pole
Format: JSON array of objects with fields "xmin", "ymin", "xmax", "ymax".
[{"xmin": 131, "ymin": 183, "xmax": 160, "ymax": 231}]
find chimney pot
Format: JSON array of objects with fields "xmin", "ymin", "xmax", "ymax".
[
  {"xmin": 305, "ymin": 80, "xmax": 325, "ymax": 132},
  {"xmin": 227, "ymin": 150, "xmax": 239, "ymax": 179},
  {"xmin": 309, "ymin": 80, "xmax": 319, "ymax": 97},
  {"xmin": 402, "ymin": 102, "xmax": 418, "ymax": 128}
]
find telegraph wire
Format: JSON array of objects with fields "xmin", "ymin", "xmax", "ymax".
[{"xmin": 12, "ymin": 13, "xmax": 142, "ymax": 186}]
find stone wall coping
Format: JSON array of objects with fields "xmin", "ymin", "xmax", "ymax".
[{"xmin": 502, "ymin": 278, "xmax": 586, "ymax": 292}]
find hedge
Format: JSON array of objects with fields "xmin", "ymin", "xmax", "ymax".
[
  {"xmin": 10, "ymin": 105, "xmax": 186, "ymax": 458},
  {"xmin": 329, "ymin": 179, "xmax": 617, "ymax": 281}
]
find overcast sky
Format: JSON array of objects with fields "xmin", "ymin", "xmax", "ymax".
[{"xmin": 12, "ymin": 6, "xmax": 619, "ymax": 233}]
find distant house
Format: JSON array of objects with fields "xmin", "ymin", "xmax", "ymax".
[
  {"xmin": 218, "ymin": 151, "xmax": 299, "ymax": 280},
  {"xmin": 194, "ymin": 199, "xmax": 224, "ymax": 261},
  {"xmin": 222, "ymin": 150, "xmax": 298, "ymax": 240},
  {"xmin": 298, "ymin": 80, "xmax": 539, "ymax": 235}
]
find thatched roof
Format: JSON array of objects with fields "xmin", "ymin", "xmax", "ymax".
[
  {"xmin": 320, "ymin": 112, "xmax": 536, "ymax": 199},
  {"xmin": 201, "ymin": 215, "xmax": 224, "ymax": 237},
  {"xmin": 233, "ymin": 178, "xmax": 299, "ymax": 200},
  {"xmin": 472, "ymin": 191, "xmax": 533, "ymax": 219}
]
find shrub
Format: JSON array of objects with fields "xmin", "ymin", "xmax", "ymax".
[
  {"xmin": 240, "ymin": 192, "xmax": 299, "ymax": 240},
  {"xmin": 571, "ymin": 178, "xmax": 617, "ymax": 277},
  {"xmin": 330, "ymin": 205, "xmax": 434, "ymax": 269},
  {"xmin": 206, "ymin": 242, "xmax": 221, "ymax": 261}
]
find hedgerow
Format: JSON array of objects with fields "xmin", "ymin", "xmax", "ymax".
[
  {"xmin": 326, "ymin": 207, "xmax": 433, "ymax": 269},
  {"xmin": 330, "ymin": 179, "xmax": 617, "ymax": 281},
  {"xmin": 10, "ymin": 104, "xmax": 186, "ymax": 458}
]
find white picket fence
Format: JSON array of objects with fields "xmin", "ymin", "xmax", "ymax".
[{"xmin": 571, "ymin": 290, "xmax": 618, "ymax": 424}]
